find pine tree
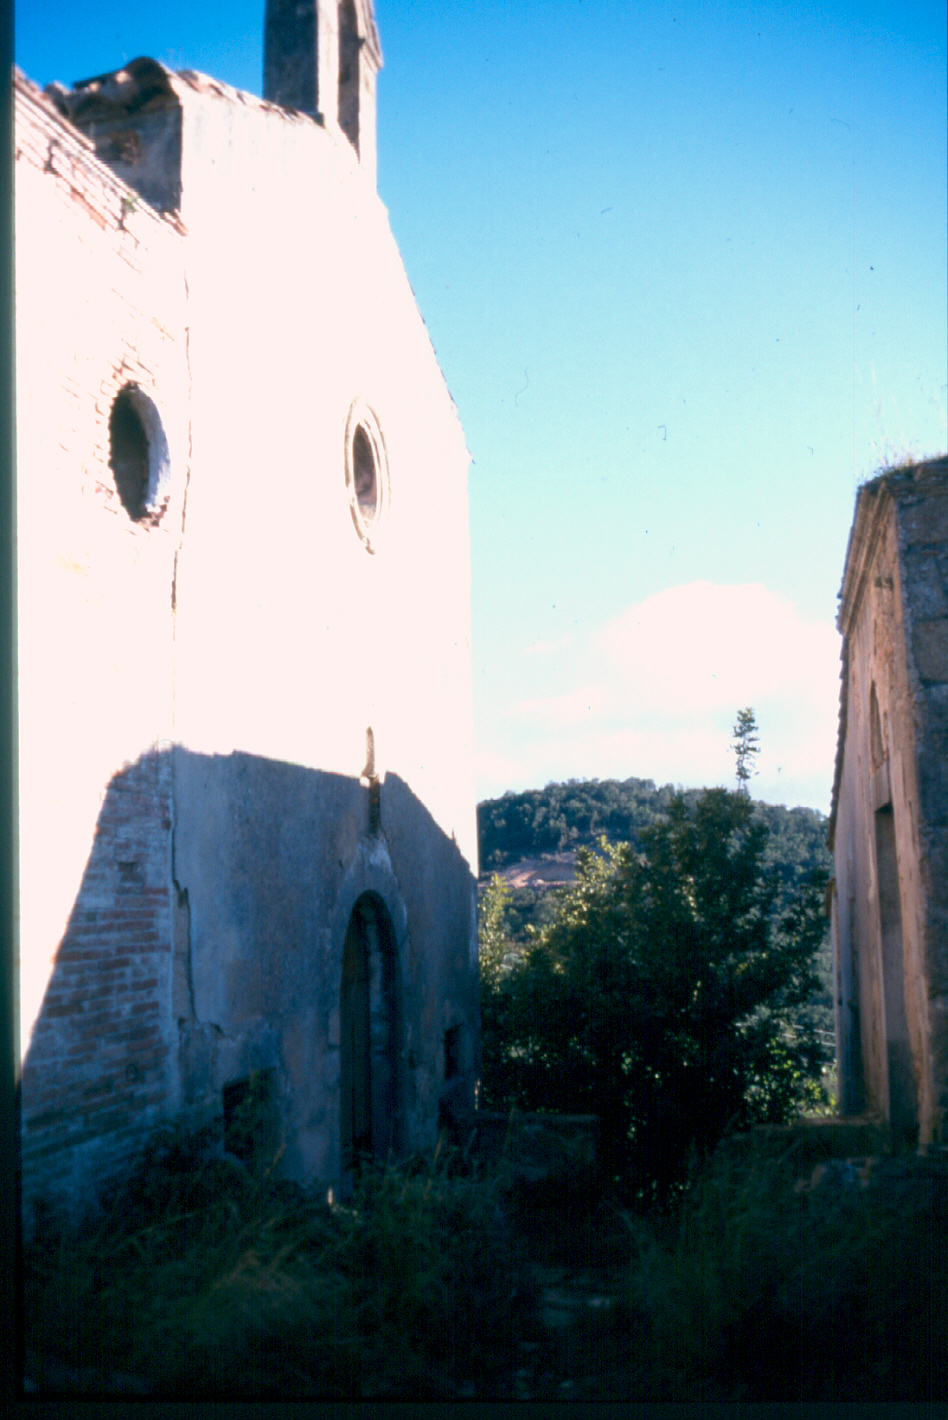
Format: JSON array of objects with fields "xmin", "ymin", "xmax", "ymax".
[{"xmin": 731, "ymin": 707, "xmax": 760, "ymax": 797}]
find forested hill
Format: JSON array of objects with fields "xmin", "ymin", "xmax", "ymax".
[{"xmin": 477, "ymin": 777, "xmax": 831, "ymax": 886}]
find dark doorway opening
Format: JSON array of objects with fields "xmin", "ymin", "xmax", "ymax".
[
  {"xmin": 874, "ymin": 804, "xmax": 918, "ymax": 1147},
  {"xmin": 223, "ymin": 1068, "xmax": 277, "ymax": 1169},
  {"xmin": 340, "ymin": 893, "xmax": 402, "ymax": 1181}
]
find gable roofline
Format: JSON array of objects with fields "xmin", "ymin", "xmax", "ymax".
[
  {"xmin": 828, "ymin": 455, "xmax": 948, "ymax": 847},
  {"xmin": 355, "ymin": 0, "xmax": 383, "ymax": 71},
  {"xmin": 14, "ymin": 65, "xmax": 188, "ymax": 237},
  {"xmin": 46, "ymin": 57, "xmax": 321, "ymax": 131}
]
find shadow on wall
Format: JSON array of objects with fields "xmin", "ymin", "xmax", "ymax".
[{"xmin": 19, "ymin": 746, "xmax": 479, "ymax": 1233}]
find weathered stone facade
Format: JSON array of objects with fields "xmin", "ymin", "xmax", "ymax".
[
  {"xmin": 16, "ymin": 0, "xmax": 479, "ymax": 1229},
  {"xmin": 829, "ymin": 456, "xmax": 948, "ymax": 1148}
]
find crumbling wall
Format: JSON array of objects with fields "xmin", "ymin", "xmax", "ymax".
[
  {"xmin": 15, "ymin": 73, "xmax": 189, "ymax": 1221},
  {"xmin": 831, "ymin": 458, "xmax": 948, "ymax": 1148},
  {"xmin": 16, "ymin": 53, "xmax": 480, "ymax": 1222},
  {"xmin": 20, "ymin": 756, "xmax": 177, "ymax": 1223},
  {"xmin": 896, "ymin": 465, "xmax": 948, "ymax": 1140}
]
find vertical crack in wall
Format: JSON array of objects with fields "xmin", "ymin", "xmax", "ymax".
[
  {"xmin": 170, "ymin": 266, "xmax": 195, "ymax": 1096},
  {"xmin": 170, "ymin": 268, "xmax": 192, "ymax": 748},
  {"xmin": 172, "ymin": 875, "xmax": 196, "ymax": 1019}
]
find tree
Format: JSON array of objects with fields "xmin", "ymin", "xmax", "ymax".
[
  {"xmin": 479, "ymin": 787, "xmax": 830, "ymax": 1207},
  {"xmin": 478, "ymin": 873, "xmax": 514, "ymax": 990},
  {"xmin": 731, "ymin": 707, "xmax": 760, "ymax": 796}
]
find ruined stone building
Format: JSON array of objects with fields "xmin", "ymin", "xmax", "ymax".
[
  {"xmin": 829, "ymin": 456, "xmax": 948, "ymax": 1149},
  {"xmin": 15, "ymin": 0, "xmax": 479, "ymax": 1228}
]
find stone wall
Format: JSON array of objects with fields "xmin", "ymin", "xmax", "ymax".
[
  {"xmin": 830, "ymin": 457, "xmax": 948, "ymax": 1148},
  {"xmin": 160, "ymin": 68, "xmax": 477, "ymax": 870},
  {"xmin": 168, "ymin": 753, "xmax": 478, "ymax": 1190},
  {"xmin": 16, "ymin": 31, "xmax": 479, "ymax": 1227},
  {"xmin": 16, "ymin": 73, "xmax": 187, "ymax": 1217}
]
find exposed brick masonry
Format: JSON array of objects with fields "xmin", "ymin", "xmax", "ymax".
[{"xmin": 20, "ymin": 753, "xmax": 174, "ymax": 1210}]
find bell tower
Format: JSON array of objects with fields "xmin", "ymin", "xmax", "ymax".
[{"xmin": 264, "ymin": 0, "xmax": 383, "ymax": 182}]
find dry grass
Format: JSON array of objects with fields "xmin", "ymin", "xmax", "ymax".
[{"xmin": 22, "ymin": 1123, "xmax": 948, "ymax": 1400}]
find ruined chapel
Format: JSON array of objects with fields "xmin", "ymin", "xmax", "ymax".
[
  {"xmin": 830, "ymin": 455, "xmax": 948, "ymax": 1150},
  {"xmin": 15, "ymin": 0, "xmax": 480, "ymax": 1228}
]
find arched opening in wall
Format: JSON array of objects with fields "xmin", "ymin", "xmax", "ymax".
[
  {"xmin": 870, "ymin": 682, "xmax": 886, "ymax": 770},
  {"xmin": 340, "ymin": 892, "xmax": 402, "ymax": 1180},
  {"xmin": 108, "ymin": 384, "xmax": 170, "ymax": 524},
  {"xmin": 338, "ymin": 0, "xmax": 361, "ymax": 154},
  {"xmin": 352, "ymin": 426, "xmax": 376, "ymax": 520},
  {"xmin": 223, "ymin": 1069, "xmax": 278, "ymax": 1170},
  {"xmin": 874, "ymin": 804, "xmax": 918, "ymax": 1148}
]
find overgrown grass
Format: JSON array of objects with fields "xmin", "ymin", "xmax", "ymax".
[
  {"xmin": 23, "ymin": 1128, "xmax": 536, "ymax": 1399},
  {"xmin": 622, "ymin": 1144, "xmax": 948, "ymax": 1401},
  {"xmin": 23, "ymin": 1125, "xmax": 948, "ymax": 1400}
]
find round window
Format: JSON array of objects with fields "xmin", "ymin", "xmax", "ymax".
[
  {"xmin": 352, "ymin": 426, "xmax": 377, "ymax": 521},
  {"xmin": 108, "ymin": 383, "xmax": 170, "ymax": 525},
  {"xmin": 109, "ymin": 389, "xmax": 149, "ymax": 519},
  {"xmin": 344, "ymin": 401, "xmax": 389, "ymax": 552}
]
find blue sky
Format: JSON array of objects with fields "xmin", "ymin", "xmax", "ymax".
[{"xmin": 17, "ymin": 1, "xmax": 947, "ymax": 812}]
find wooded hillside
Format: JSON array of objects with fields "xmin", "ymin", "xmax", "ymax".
[
  {"xmin": 478, "ymin": 776, "xmax": 830, "ymax": 886},
  {"xmin": 477, "ymin": 777, "xmax": 835, "ymax": 1056}
]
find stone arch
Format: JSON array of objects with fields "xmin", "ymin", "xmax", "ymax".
[
  {"xmin": 869, "ymin": 680, "xmax": 886, "ymax": 771},
  {"xmin": 873, "ymin": 800, "xmax": 917, "ymax": 1146},
  {"xmin": 340, "ymin": 892, "xmax": 400, "ymax": 1172},
  {"xmin": 332, "ymin": 839, "xmax": 409, "ymax": 1185}
]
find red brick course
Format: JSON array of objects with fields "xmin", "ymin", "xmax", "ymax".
[{"xmin": 20, "ymin": 752, "xmax": 175, "ymax": 1213}]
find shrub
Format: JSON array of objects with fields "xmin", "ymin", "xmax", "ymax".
[{"xmin": 481, "ymin": 788, "xmax": 831, "ymax": 1205}]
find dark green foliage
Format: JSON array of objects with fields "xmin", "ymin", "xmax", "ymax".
[
  {"xmin": 478, "ymin": 775, "xmax": 831, "ymax": 881},
  {"xmin": 498, "ymin": 881, "xmax": 567, "ymax": 945},
  {"xmin": 730, "ymin": 707, "xmax": 760, "ymax": 793},
  {"xmin": 627, "ymin": 1148, "xmax": 948, "ymax": 1401},
  {"xmin": 477, "ymin": 776, "xmax": 837, "ymax": 1088},
  {"xmin": 477, "ymin": 775, "xmax": 696, "ymax": 872},
  {"xmin": 23, "ymin": 1122, "xmax": 947, "ymax": 1400},
  {"xmin": 480, "ymin": 789, "xmax": 831, "ymax": 1206},
  {"xmin": 23, "ymin": 1130, "xmax": 532, "ymax": 1399}
]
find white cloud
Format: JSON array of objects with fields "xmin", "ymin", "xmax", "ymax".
[
  {"xmin": 476, "ymin": 582, "xmax": 841, "ymax": 811},
  {"xmin": 594, "ymin": 582, "xmax": 837, "ymax": 712},
  {"xmin": 508, "ymin": 682, "xmax": 610, "ymax": 728}
]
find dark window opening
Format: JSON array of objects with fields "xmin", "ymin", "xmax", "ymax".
[
  {"xmin": 874, "ymin": 805, "xmax": 918, "ymax": 1148},
  {"xmin": 870, "ymin": 682, "xmax": 886, "ymax": 770},
  {"xmin": 109, "ymin": 387, "xmax": 150, "ymax": 520},
  {"xmin": 445, "ymin": 1025, "xmax": 462, "ymax": 1080},
  {"xmin": 223, "ymin": 1070, "xmax": 277, "ymax": 1167},
  {"xmin": 338, "ymin": 0, "xmax": 361, "ymax": 153},
  {"xmin": 345, "ymin": 401, "xmax": 387, "ymax": 551},
  {"xmin": 352, "ymin": 424, "xmax": 377, "ymax": 519},
  {"xmin": 117, "ymin": 860, "xmax": 143, "ymax": 893}
]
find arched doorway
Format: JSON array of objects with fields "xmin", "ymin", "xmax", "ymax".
[
  {"xmin": 340, "ymin": 892, "xmax": 401, "ymax": 1178},
  {"xmin": 869, "ymin": 681, "xmax": 918, "ymax": 1147},
  {"xmin": 875, "ymin": 803, "xmax": 918, "ymax": 1147}
]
